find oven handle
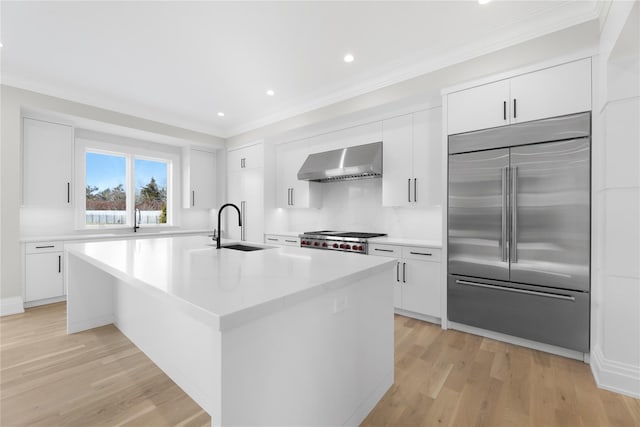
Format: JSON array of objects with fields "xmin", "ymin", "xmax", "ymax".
[{"xmin": 455, "ymin": 280, "xmax": 575, "ymax": 301}]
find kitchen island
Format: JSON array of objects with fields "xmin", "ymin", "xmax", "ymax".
[{"xmin": 64, "ymin": 235, "xmax": 395, "ymax": 426}]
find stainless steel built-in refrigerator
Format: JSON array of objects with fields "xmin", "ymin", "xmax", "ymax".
[{"xmin": 447, "ymin": 112, "xmax": 591, "ymax": 352}]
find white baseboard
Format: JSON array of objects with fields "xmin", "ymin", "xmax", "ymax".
[
  {"xmin": 591, "ymin": 345, "xmax": 640, "ymax": 399},
  {"xmin": 448, "ymin": 321, "xmax": 587, "ymax": 361},
  {"xmin": 24, "ymin": 295, "xmax": 66, "ymax": 308},
  {"xmin": 394, "ymin": 308, "xmax": 441, "ymax": 326},
  {"xmin": 67, "ymin": 315, "xmax": 114, "ymax": 334},
  {"xmin": 0, "ymin": 296, "xmax": 25, "ymax": 316}
]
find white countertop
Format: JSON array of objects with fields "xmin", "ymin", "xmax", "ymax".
[
  {"xmin": 65, "ymin": 235, "xmax": 395, "ymax": 330},
  {"xmin": 21, "ymin": 228, "xmax": 210, "ymax": 243},
  {"xmin": 369, "ymin": 236, "xmax": 442, "ymax": 248}
]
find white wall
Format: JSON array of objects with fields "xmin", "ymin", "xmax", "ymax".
[
  {"xmin": 1, "ymin": 85, "xmax": 223, "ymax": 303},
  {"xmin": 274, "ymin": 179, "xmax": 442, "ymax": 240},
  {"xmin": 591, "ymin": 0, "xmax": 640, "ymax": 398}
]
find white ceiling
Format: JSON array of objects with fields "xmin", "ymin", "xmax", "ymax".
[{"xmin": 1, "ymin": 1, "xmax": 602, "ymax": 138}]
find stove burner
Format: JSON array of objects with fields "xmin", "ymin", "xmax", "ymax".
[{"xmin": 298, "ymin": 230, "xmax": 387, "ymax": 254}]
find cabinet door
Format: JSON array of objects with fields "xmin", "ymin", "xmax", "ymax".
[
  {"xmin": 510, "ymin": 58, "xmax": 591, "ymax": 124},
  {"xmin": 382, "ymin": 114, "xmax": 413, "ymax": 207},
  {"xmin": 241, "ymin": 167, "xmax": 265, "ymax": 242},
  {"xmin": 447, "ymin": 79, "xmax": 510, "ymax": 135},
  {"xmin": 25, "ymin": 252, "xmax": 64, "ymax": 301},
  {"xmin": 401, "ymin": 258, "xmax": 441, "ymax": 318},
  {"xmin": 227, "ymin": 148, "xmax": 245, "ymax": 174},
  {"xmin": 226, "ymin": 170, "xmax": 243, "ymax": 240},
  {"xmin": 228, "ymin": 143, "xmax": 264, "ymax": 173},
  {"xmin": 276, "ymin": 147, "xmax": 295, "ymax": 208},
  {"xmin": 412, "ymin": 108, "xmax": 442, "ymax": 207},
  {"xmin": 23, "ymin": 118, "xmax": 73, "ymax": 207},
  {"xmin": 186, "ymin": 149, "xmax": 216, "ymax": 209}
]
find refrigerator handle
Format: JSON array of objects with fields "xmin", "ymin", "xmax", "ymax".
[
  {"xmin": 407, "ymin": 178, "xmax": 411, "ymax": 203},
  {"xmin": 511, "ymin": 166, "xmax": 518, "ymax": 263},
  {"xmin": 501, "ymin": 167, "xmax": 508, "ymax": 262}
]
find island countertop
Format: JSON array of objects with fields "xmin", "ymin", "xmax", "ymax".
[{"xmin": 65, "ymin": 235, "xmax": 395, "ymax": 331}]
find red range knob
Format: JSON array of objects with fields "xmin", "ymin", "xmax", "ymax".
[
  {"xmin": 314, "ymin": 242, "xmax": 319, "ymax": 246},
  {"xmin": 333, "ymin": 243, "xmax": 339, "ymax": 248},
  {"xmin": 345, "ymin": 244, "xmax": 351, "ymax": 250},
  {"xmin": 339, "ymin": 244, "xmax": 345, "ymax": 249},
  {"xmin": 360, "ymin": 246, "xmax": 364, "ymax": 251},
  {"xmin": 322, "ymin": 242, "xmax": 327, "ymax": 247}
]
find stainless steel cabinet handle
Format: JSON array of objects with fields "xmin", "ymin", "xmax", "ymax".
[
  {"xmin": 58, "ymin": 255, "xmax": 61, "ymax": 273},
  {"xmin": 513, "ymin": 98, "xmax": 517, "ymax": 118},
  {"xmin": 455, "ymin": 279, "xmax": 575, "ymax": 301},
  {"xmin": 285, "ymin": 240, "xmax": 297, "ymax": 243},
  {"xmin": 409, "ymin": 251, "xmax": 432, "ymax": 256},
  {"xmin": 291, "ymin": 188, "xmax": 294, "ymax": 206},
  {"xmin": 267, "ymin": 238, "xmax": 278, "ymax": 242},
  {"xmin": 503, "ymin": 101, "xmax": 507, "ymax": 121},
  {"xmin": 36, "ymin": 245, "xmax": 55, "ymax": 249},
  {"xmin": 408, "ymin": 178, "xmax": 411, "ymax": 202},
  {"xmin": 67, "ymin": 182, "xmax": 70, "ymax": 203},
  {"xmin": 414, "ymin": 178, "xmax": 417, "ymax": 202},
  {"xmin": 511, "ymin": 166, "xmax": 518, "ymax": 263},
  {"xmin": 396, "ymin": 262, "xmax": 400, "ymax": 282},
  {"xmin": 374, "ymin": 248, "xmax": 393, "ymax": 253},
  {"xmin": 501, "ymin": 166, "xmax": 508, "ymax": 262},
  {"xmin": 287, "ymin": 188, "xmax": 291, "ymax": 206},
  {"xmin": 192, "ymin": 190, "xmax": 195, "ymax": 207},
  {"xmin": 402, "ymin": 262, "xmax": 406, "ymax": 283}
]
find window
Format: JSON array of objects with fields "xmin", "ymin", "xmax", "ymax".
[
  {"xmin": 85, "ymin": 152, "xmax": 127, "ymax": 225},
  {"xmin": 76, "ymin": 136, "xmax": 178, "ymax": 229},
  {"xmin": 134, "ymin": 159, "xmax": 168, "ymax": 225}
]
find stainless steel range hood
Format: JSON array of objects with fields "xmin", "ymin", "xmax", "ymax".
[{"xmin": 297, "ymin": 141, "xmax": 382, "ymax": 182}]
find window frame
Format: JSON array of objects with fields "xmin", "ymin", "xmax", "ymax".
[{"xmin": 75, "ymin": 137, "xmax": 180, "ymax": 230}]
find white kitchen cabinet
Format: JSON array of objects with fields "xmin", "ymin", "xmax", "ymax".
[
  {"xmin": 447, "ymin": 58, "xmax": 591, "ymax": 135},
  {"xmin": 510, "ymin": 58, "xmax": 591, "ymax": 124},
  {"xmin": 447, "ymin": 80, "xmax": 511, "ymax": 135},
  {"xmin": 264, "ymin": 234, "xmax": 300, "ymax": 247},
  {"xmin": 276, "ymin": 145, "xmax": 321, "ymax": 209},
  {"xmin": 228, "ymin": 142, "xmax": 264, "ymax": 173},
  {"xmin": 382, "ymin": 108, "xmax": 442, "ymax": 207},
  {"xmin": 24, "ymin": 242, "xmax": 64, "ymax": 302},
  {"xmin": 369, "ymin": 243, "xmax": 441, "ymax": 320},
  {"xmin": 22, "ymin": 117, "xmax": 74, "ymax": 207},
  {"xmin": 183, "ymin": 148, "xmax": 217, "ymax": 209},
  {"xmin": 227, "ymin": 143, "xmax": 264, "ymax": 242}
]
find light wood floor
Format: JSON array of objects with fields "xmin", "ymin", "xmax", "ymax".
[{"xmin": 1, "ymin": 303, "xmax": 638, "ymax": 426}]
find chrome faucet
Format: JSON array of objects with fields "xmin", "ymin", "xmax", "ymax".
[
  {"xmin": 133, "ymin": 208, "xmax": 141, "ymax": 232},
  {"xmin": 217, "ymin": 203, "xmax": 242, "ymax": 249}
]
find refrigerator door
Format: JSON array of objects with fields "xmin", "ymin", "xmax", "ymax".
[
  {"xmin": 510, "ymin": 139, "xmax": 590, "ymax": 291},
  {"xmin": 448, "ymin": 148, "xmax": 510, "ymax": 281}
]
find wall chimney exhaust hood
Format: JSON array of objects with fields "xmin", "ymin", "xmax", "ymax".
[{"xmin": 297, "ymin": 142, "xmax": 382, "ymax": 182}]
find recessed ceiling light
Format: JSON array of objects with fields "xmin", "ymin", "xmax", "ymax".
[
  {"xmin": 266, "ymin": 89, "xmax": 275, "ymax": 96},
  {"xmin": 344, "ymin": 53, "xmax": 355, "ymax": 63},
  {"xmin": 217, "ymin": 112, "xmax": 225, "ymax": 117},
  {"xmin": 478, "ymin": 0, "xmax": 492, "ymax": 4}
]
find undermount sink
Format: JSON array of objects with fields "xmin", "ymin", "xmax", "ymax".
[{"xmin": 221, "ymin": 244, "xmax": 265, "ymax": 252}]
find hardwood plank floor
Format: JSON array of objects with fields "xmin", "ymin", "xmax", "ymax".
[{"xmin": 1, "ymin": 303, "xmax": 638, "ymax": 426}]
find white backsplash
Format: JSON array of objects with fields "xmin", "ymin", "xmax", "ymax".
[{"xmin": 278, "ymin": 179, "xmax": 442, "ymax": 240}]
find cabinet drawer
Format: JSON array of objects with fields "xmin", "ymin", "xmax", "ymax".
[
  {"xmin": 448, "ymin": 275, "xmax": 589, "ymax": 352},
  {"xmin": 265, "ymin": 235, "xmax": 300, "ymax": 247},
  {"xmin": 402, "ymin": 247, "xmax": 441, "ymax": 262},
  {"xmin": 25, "ymin": 242, "xmax": 63, "ymax": 254},
  {"xmin": 368, "ymin": 244, "xmax": 401, "ymax": 258}
]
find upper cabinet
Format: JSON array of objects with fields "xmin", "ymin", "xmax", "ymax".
[
  {"xmin": 22, "ymin": 118, "xmax": 74, "ymax": 207},
  {"xmin": 276, "ymin": 146, "xmax": 321, "ymax": 209},
  {"xmin": 228, "ymin": 142, "xmax": 264, "ymax": 173},
  {"xmin": 382, "ymin": 108, "xmax": 442, "ymax": 207},
  {"xmin": 447, "ymin": 58, "xmax": 591, "ymax": 135},
  {"xmin": 182, "ymin": 148, "xmax": 217, "ymax": 209}
]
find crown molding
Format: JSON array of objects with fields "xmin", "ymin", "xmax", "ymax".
[
  {"xmin": 225, "ymin": 2, "xmax": 602, "ymax": 138},
  {"xmin": 1, "ymin": 75, "xmax": 226, "ymax": 138}
]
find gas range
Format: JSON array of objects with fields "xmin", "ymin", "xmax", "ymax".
[{"xmin": 299, "ymin": 230, "xmax": 387, "ymax": 254}]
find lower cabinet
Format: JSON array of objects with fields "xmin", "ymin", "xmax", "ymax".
[
  {"xmin": 25, "ymin": 242, "xmax": 65, "ymax": 303},
  {"xmin": 264, "ymin": 234, "xmax": 300, "ymax": 247},
  {"xmin": 369, "ymin": 243, "xmax": 441, "ymax": 320}
]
